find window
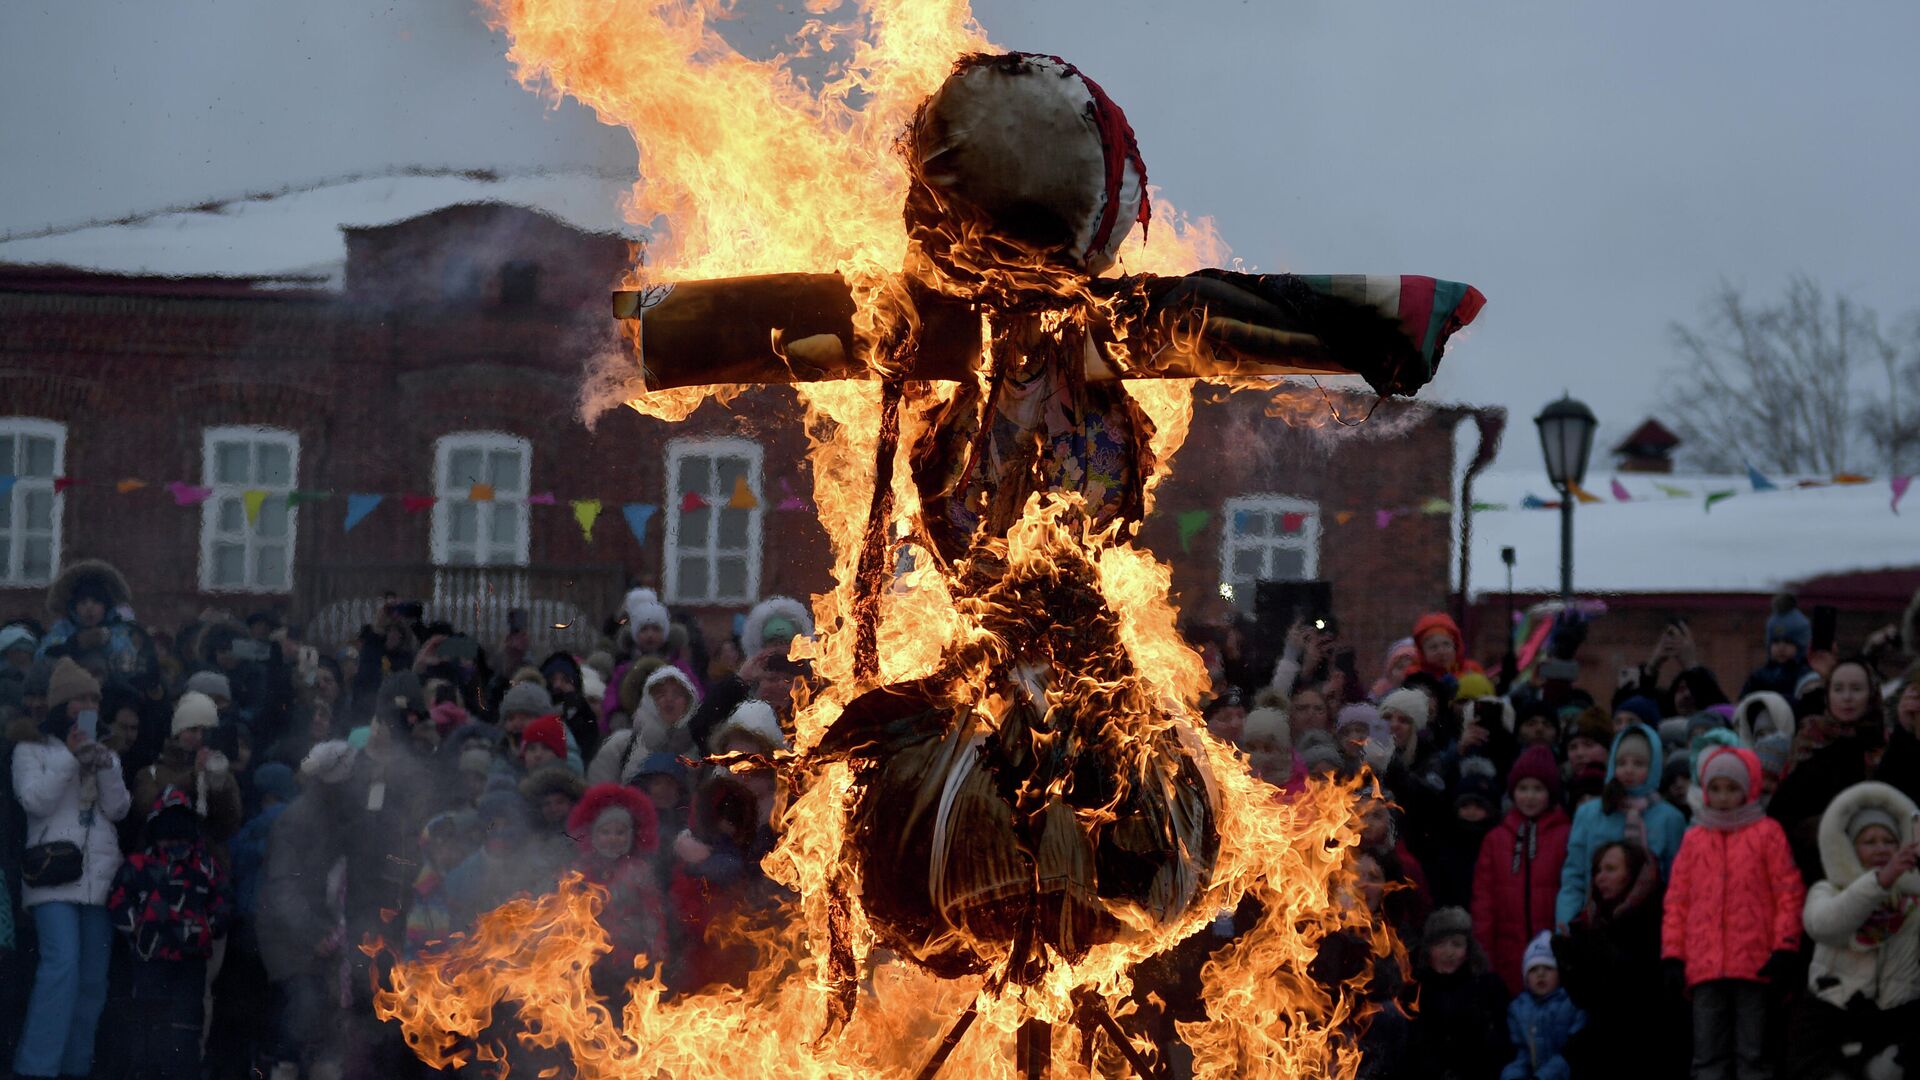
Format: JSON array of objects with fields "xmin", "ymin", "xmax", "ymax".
[
  {"xmin": 0, "ymin": 418, "xmax": 65, "ymax": 587},
  {"xmin": 433, "ymin": 433, "xmax": 530, "ymax": 566},
  {"xmin": 201, "ymin": 426, "xmax": 298, "ymax": 593},
  {"xmin": 664, "ymin": 437, "xmax": 762, "ymax": 605},
  {"xmin": 1218, "ymin": 495, "xmax": 1320, "ymax": 611}
]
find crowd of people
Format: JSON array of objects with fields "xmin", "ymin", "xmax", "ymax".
[{"xmin": 1, "ymin": 556, "xmax": 1917, "ymax": 1079}]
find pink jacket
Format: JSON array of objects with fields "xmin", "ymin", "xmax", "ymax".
[{"xmin": 1661, "ymin": 748, "xmax": 1804, "ymax": 986}]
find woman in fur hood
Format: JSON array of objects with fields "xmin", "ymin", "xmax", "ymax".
[{"xmin": 588, "ymin": 666, "xmax": 703, "ymax": 786}]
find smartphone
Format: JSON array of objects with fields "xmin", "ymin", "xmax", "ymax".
[
  {"xmin": 1618, "ymin": 665, "xmax": 1640, "ymax": 689},
  {"xmin": 1811, "ymin": 605, "xmax": 1839, "ymax": 654},
  {"xmin": 439, "ymin": 635, "xmax": 480, "ymax": 662}
]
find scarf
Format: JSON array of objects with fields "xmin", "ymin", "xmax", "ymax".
[
  {"xmin": 1856, "ymin": 892, "xmax": 1920, "ymax": 947},
  {"xmin": 1694, "ymin": 802, "xmax": 1765, "ymax": 831},
  {"xmin": 1619, "ymin": 794, "xmax": 1648, "ymax": 847},
  {"xmin": 1511, "ymin": 818, "xmax": 1539, "ymax": 875}
]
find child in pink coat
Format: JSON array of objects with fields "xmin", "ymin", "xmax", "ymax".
[{"xmin": 1661, "ymin": 745, "xmax": 1804, "ymax": 1079}]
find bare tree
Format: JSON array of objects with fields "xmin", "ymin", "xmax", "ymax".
[{"xmin": 1666, "ymin": 277, "xmax": 1920, "ymax": 474}]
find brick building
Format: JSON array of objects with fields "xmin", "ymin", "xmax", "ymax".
[{"xmin": 1, "ymin": 201, "xmax": 1498, "ymax": 664}]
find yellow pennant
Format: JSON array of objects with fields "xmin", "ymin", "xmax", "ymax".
[
  {"xmin": 242, "ymin": 489, "xmax": 269, "ymax": 526},
  {"xmin": 572, "ymin": 499, "xmax": 603, "ymax": 541}
]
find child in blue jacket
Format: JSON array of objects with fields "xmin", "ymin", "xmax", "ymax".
[
  {"xmin": 1555, "ymin": 723, "xmax": 1688, "ymax": 928},
  {"xmin": 1502, "ymin": 932, "xmax": 1585, "ymax": 1080}
]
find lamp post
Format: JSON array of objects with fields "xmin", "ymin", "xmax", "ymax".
[{"xmin": 1534, "ymin": 395, "xmax": 1597, "ymax": 603}]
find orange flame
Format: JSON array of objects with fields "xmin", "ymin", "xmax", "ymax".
[{"xmin": 379, "ymin": 3, "xmax": 1389, "ymax": 1077}]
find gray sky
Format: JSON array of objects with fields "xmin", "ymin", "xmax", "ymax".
[{"xmin": 5, "ymin": 0, "xmax": 1918, "ymax": 470}]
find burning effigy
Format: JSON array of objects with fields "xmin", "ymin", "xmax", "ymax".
[{"xmin": 377, "ymin": 4, "xmax": 1482, "ymax": 1077}]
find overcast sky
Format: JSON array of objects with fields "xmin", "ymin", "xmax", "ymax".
[{"xmin": 5, "ymin": 0, "xmax": 1918, "ymax": 470}]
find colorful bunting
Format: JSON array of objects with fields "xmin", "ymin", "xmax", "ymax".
[
  {"xmin": 1375, "ymin": 509, "xmax": 1395, "ymax": 528},
  {"xmin": 776, "ymin": 478, "xmax": 810, "ymax": 511},
  {"xmin": 1469, "ymin": 501, "xmax": 1509, "ymax": 512},
  {"xmin": 679, "ymin": 490, "xmax": 707, "ymax": 513},
  {"xmin": 1520, "ymin": 493, "xmax": 1550, "ymax": 510},
  {"xmin": 1334, "ymin": 510, "xmax": 1356, "ymax": 526},
  {"xmin": 1894, "ymin": 476, "xmax": 1914, "ymax": 515},
  {"xmin": 400, "ymin": 494, "xmax": 437, "ymax": 515},
  {"xmin": 728, "ymin": 475, "xmax": 760, "ymax": 510},
  {"xmin": 1705, "ymin": 489, "xmax": 1737, "ymax": 513},
  {"xmin": 1833, "ymin": 473, "xmax": 1870, "ymax": 486},
  {"xmin": 528, "ymin": 492, "xmax": 557, "ymax": 506},
  {"xmin": 1610, "ymin": 478, "xmax": 1632, "ymax": 502},
  {"xmin": 343, "ymin": 494, "xmax": 383, "ymax": 532},
  {"xmin": 241, "ymin": 490, "xmax": 269, "ymax": 526},
  {"xmin": 115, "ymin": 479, "xmax": 147, "ymax": 494},
  {"xmin": 1747, "ymin": 464, "xmax": 1777, "ymax": 492},
  {"xmin": 0, "ymin": 476, "xmax": 14, "ymax": 500},
  {"xmin": 1656, "ymin": 483, "xmax": 1691, "ymax": 499},
  {"xmin": 166, "ymin": 481, "xmax": 213, "ymax": 506},
  {"xmin": 622, "ymin": 503, "xmax": 657, "ymax": 545},
  {"xmin": 571, "ymin": 499, "xmax": 602, "ymax": 541},
  {"xmin": 469, "ymin": 483, "xmax": 495, "ymax": 503},
  {"xmin": 1279, "ymin": 511, "xmax": 1307, "ymax": 533},
  {"xmin": 1570, "ymin": 484, "xmax": 1602, "ymax": 505},
  {"xmin": 286, "ymin": 490, "xmax": 330, "ymax": 507},
  {"xmin": 53, "ymin": 477, "xmax": 80, "ymax": 494},
  {"xmin": 1419, "ymin": 497, "xmax": 1452, "ymax": 516},
  {"xmin": 1175, "ymin": 509, "xmax": 1211, "ymax": 553}
]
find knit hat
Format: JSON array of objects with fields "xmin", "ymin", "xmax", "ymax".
[
  {"xmin": 1335, "ymin": 702, "xmax": 1381, "ymax": 736},
  {"xmin": 1567, "ymin": 707, "xmax": 1612, "ymax": 750},
  {"xmin": 741, "ymin": 596, "xmax": 814, "ymax": 659},
  {"xmin": 1454, "ymin": 758, "xmax": 1500, "ymax": 811},
  {"xmin": 1657, "ymin": 716, "xmax": 1690, "ymax": 750},
  {"xmin": 1378, "ymin": 688, "xmax": 1430, "ymax": 732},
  {"xmin": 1240, "ymin": 707, "xmax": 1291, "ymax": 751},
  {"xmin": 1522, "ymin": 931, "xmax": 1557, "ymax": 975},
  {"xmin": 46, "ymin": 657, "xmax": 100, "ymax": 711},
  {"xmin": 500, "ymin": 680, "xmax": 554, "ymax": 718},
  {"xmin": 376, "ymin": 672, "xmax": 426, "ymax": 725},
  {"xmin": 459, "ymin": 745, "xmax": 496, "ymax": 777},
  {"xmin": 252, "ymin": 762, "xmax": 298, "ymax": 804},
  {"xmin": 171, "ymin": 691, "xmax": 220, "ymax": 737},
  {"xmin": 1753, "ymin": 733, "xmax": 1791, "ymax": 777},
  {"xmin": 1765, "ymin": 595, "xmax": 1813, "ymax": 655},
  {"xmin": 519, "ymin": 764, "xmax": 588, "ymax": 805},
  {"xmin": 633, "ymin": 751, "xmax": 691, "ymax": 789},
  {"xmin": 301, "ymin": 740, "xmax": 357, "ymax": 785},
  {"xmin": 1699, "ymin": 745, "xmax": 1754, "ymax": 798},
  {"xmin": 1421, "ymin": 906, "xmax": 1473, "ymax": 949},
  {"xmin": 0, "ymin": 624, "xmax": 37, "ymax": 655},
  {"xmin": 430, "ymin": 701, "xmax": 471, "ymax": 736},
  {"xmin": 185, "ymin": 670, "xmax": 232, "ymax": 702},
  {"xmin": 1507, "ymin": 745, "xmax": 1563, "ymax": 801},
  {"xmin": 710, "ymin": 698, "xmax": 788, "ymax": 754},
  {"xmin": 1615, "ymin": 695, "xmax": 1662, "ymax": 729},
  {"xmin": 1455, "ymin": 672, "xmax": 1496, "ymax": 702},
  {"xmin": 1294, "ymin": 730, "xmax": 1344, "ymax": 774},
  {"xmin": 622, "ymin": 588, "xmax": 671, "ymax": 638},
  {"xmin": 1846, "ymin": 805, "xmax": 1901, "ymax": 845},
  {"xmin": 521, "ymin": 714, "xmax": 568, "ymax": 761}
]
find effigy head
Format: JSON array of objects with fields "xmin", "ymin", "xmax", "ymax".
[{"xmin": 907, "ymin": 53, "xmax": 1149, "ymax": 292}]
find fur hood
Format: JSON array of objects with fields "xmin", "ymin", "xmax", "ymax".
[
  {"xmin": 566, "ymin": 783, "xmax": 658, "ymax": 856},
  {"xmin": 47, "ymin": 558, "xmax": 132, "ymax": 618},
  {"xmin": 1818, "ymin": 781, "xmax": 1920, "ymax": 892},
  {"xmin": 635, "ymin": 665, "xmax": 701, "ymax": 754},
  {"xmin": 1735, "ymin": 691, "xmax": 1794, "ymax": 743},
  {"xmin": 741, "ymin": 596, "xmax": 813, "ymax": 659}
]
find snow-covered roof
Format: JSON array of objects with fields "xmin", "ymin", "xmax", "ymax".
[
  {"xmin": 0, "ymin": 170, "xmax": 640, "ymax": 287},
  {"xmin": 1464, "ymin": 470, "xmax": 1919, "ymax": 598}
]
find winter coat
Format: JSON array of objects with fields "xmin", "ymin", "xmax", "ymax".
[
  {"xmin": 255, "ymin": 785, "xmax": 347, "ymax": 981},
  {"xmin": 1770, "ymin": 730, "xmax": 1873, "ymax": 885},
  {"xmin": 228, "ymin": 802, "xmax": 285, "ymax": 919},
  {"xmin": 589, "ymin": 667, "xmax": 704, "ymax": 786},
  {"xmin": 130, "ymin": 741, "xmax": 243, "ymax": 849},
  {"xmin": 109, "ymin": 838, "xmax": 232, "ymax": 961},
  {"xmin": 1500, "ymin": 987, "xmax": 1584, "ymax": 1080},
  {"xmin": 1408, "ymin": 965, "xmax": 1511, "ymax": 1080},
  {"xmin": 1557, "ymin": 864, "xmax": 1685, "ymax": 1080},
  {"xmin": 1473, "ymin": 806, "xmax": 1572, "ymax": 995},
  {"xmin": 1555, "ymin": 724, "xmax": 1688, "ymax": 928},
  {"xmin": 1801, "ymin": 781, "xmax": 1920, "ymax": 1011},
  {"xmin": 1660, "ymin": 768, "xmax": 1803, "ymax": 987},
  {"xmin": 12, "ymin": 730, "xmax": 131, "ymax": 908}
]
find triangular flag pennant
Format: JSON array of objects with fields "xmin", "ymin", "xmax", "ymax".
[
  {"xmin": 728, "ymin": 475, "xmax": 760, "ymax": 510},
  {"xmin": 1705, "ymin": 489, "xmax": 1737, "ymax": 513},
  {"xmin": 1894, "ymin": 475, "xmax": 1914, "ymax": 514},
  {"xmin": 1334, "ymin": 510, "xmax": 1356, "ymax": 526},
  {"xmin": 1520, "ymin": 493, "xmax": 1549, "ymax": 510},
  {"xmin": 622, "ymin": 503, "xmax": 657, "ymax": 545},
  {"xmin": 1610, "ymin": 478, "xmax": 1632, "ymax": 502},
  {"xmin": 776, "ymin": 477, "xmax": 810, "ymax": 511},
  {"xmin": 1747, "ymin": 464, "xmax": 1777, "ymax": 491},
  {"xmin": 1234, "ymin": 510, "xmax": 1255, "ymax": 532},
  {"xmin": 115, "ymin": 479, "xmax": 147, "ymax": 495},
  {"xmin": 0, "ymin": 476, "xmax": 15, "ymax": 500},
  {"xmin": 400, "ymin": 493, "xmax": 437, "ymax": 514},
  {"xmin": 680, "ymin": 490, "xmax": 707, "ymax": 513},
  {"xmin": 286, "ymin": 490, "xmax": 330, "ymax": 507},
  {"xmin": 241, "ymin": 490, "xmax": 269, "ymax": 526},
  {"xmin": 1656, "ymin": 483, "xmax": 1690, "ymax": 499},
  {"xmin": 1419, "ymin": 497, "xmax": 1452, "ymax": 516},
  {"xmin": 469, "ymin": 483, "xmax": 495, "ymax": 503},
  {"xmin": 1469, "ymin": 501, "xmax": 1509, "ymax": 512},
  {"xmin": 1375, "ymin": 509, "xmax": 1395, "ymax": 528},
  {"xmin": 528, "ymin": 492, "xmax": 557, "ymax": 506},
  {"xmin": 571, "ymin": 499, "xmax": 603, "ymax": 541},
  {"xmin": 53, "ymin": 477, "xmax": 80, "ymax": 494},
  {"xmin": 1175, "ymin": 509, "xmax": 1210, "ymax": 553},
  {"xmin": 1570, "ymin": 484, "xmax": 1603, "ymax": 504},
  {"xmin": 1279, "ymin": 511, "xmax": 1307, "ymax": 533},
  {"xmin": 343, "ymin": 494, "xmax": 383, "ymax": 532},
  {"xmin": 166, "ymin": 481, "xmax": 213, "ymax": 506},
  {"xmin": 1833, "ymin": 473, "xmax": 1870, "ymax": 486}
]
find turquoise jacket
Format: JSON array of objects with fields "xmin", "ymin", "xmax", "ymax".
[{"xmin": 1555, "ymin": 723, "xmax": 1688, "ymax": 927}]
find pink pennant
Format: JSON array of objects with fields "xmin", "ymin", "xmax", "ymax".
[
  {"xmin": 679, "ymin": 491, "xmax": 706, "ymax": 513},
  {"xmin": 1610, "ymin": 478, "xmax": 1631, "ymax": 502},
  {"xmin": 166, "ymin": 481, "xmax": 214, "ymax": 506},
  {"xmin": 1374, "ymin": 509, "xmax": 1394, "ymax": 529},
  {"xmin": 1894, "ymin": 475, "xmax": 1913, "ymax": 514},
  {"xmin": 777, "ymin": 496, "xmax": 810, "ymax": 511},
  {"xmin": 527, "ymin": 492, "xmax": 557, "ymax": 506},
  {"xmin": 400, "ymin": 493, "xmax": 437, "ymax": 514},
  {"xmin": 53, "ymin": 477, "xmax": 81, "ymax": 495}
]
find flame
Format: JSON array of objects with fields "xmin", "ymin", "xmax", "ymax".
[{"xmin": 379, "ymin": 3, "xmax": 1391, "ymax": 1077}]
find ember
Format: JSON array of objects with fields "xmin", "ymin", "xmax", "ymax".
[{"xmin": 377, "ymin": 3, "xmax": 1482, "ymax": 1076}]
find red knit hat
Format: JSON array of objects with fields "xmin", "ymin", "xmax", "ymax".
[
  {"xmin": 521, "ymin": 714, "xmax": 567, "ymax": 761},
  {"xmin": 1507, "ymin": 745, "xmax": 1563, "ymax": 802}
]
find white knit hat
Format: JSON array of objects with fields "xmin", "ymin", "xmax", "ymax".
[
  {"xmin": 185, "ymin": 670, "xmax": 232, "ymax": 702},
  {"xmin": 1378, "ymin": 688, "xmax": 1430, "ymax": 731},
  {"xmin": 1522, "ymin": 930, "xmax": 1557, "ymax": 976},
  {"xmin": 709, "ymin": 699, "xmax": 788, "ymax": 754},
  {"xmin": 171, "ymin": 691, "xmax": 220, "ymax": 737},
  {"xmin": 623, "ymin": 588, "xmax": 671, "ymax": 637},
  {"xmin": 301, "ymin": 739, "xmax": 357, "ymax": 785}
]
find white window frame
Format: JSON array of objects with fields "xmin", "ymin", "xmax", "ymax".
[
  {"xmin": 663, "ymin": 437, "xmax": 763, "ymax": 606},
  {"xmin": 1218, "ymin": 494, "xmax": 1321, "ymax": 609},
  {"xmin": 199, "ymin": 425, "xmax": 300, "ymax": 594},
  {"xmin": 431, "ymin": 432, "xmax": 532, "ymax": 567},
  {"xmin": 0, "ymin": 418, "xmax": 66, "ymax": 587}
]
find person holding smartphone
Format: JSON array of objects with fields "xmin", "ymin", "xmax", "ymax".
[{"xmin": 9, "ymin": 657, "xmax": 131, "ymax": 1080}]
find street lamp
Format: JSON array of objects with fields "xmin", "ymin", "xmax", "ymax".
[{"xmin": 1534, "ymin": 394, "xmax": 1597, "ymax": 602}]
